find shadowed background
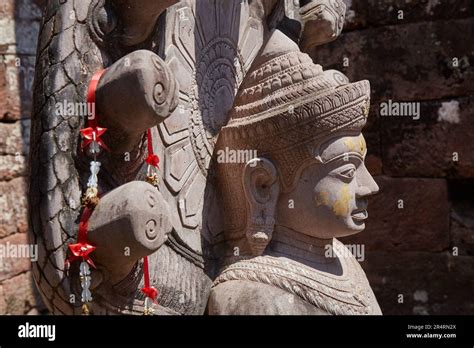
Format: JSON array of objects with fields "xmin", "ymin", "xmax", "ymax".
[{"xmin": 312, "ymin": 0, "xmax": 474, "ymax": 315}]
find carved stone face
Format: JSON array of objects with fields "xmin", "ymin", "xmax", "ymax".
[
  {"xmin": 277, "ymin": 134, "xmax": 379, "ymax": 239},
  {"xmin": 299, "ymin": 0, "xmax": 346, "ymax": 51}
]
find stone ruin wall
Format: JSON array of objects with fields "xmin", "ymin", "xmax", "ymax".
[
  {"xmin": 314, "ymin": 0, "xmax": 474, "ymax": 315},
  {"xmin": 0, "ymin": 0, "xmax": 47, "ymax": 314}
]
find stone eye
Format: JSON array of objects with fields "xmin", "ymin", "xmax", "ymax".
[{"xmin": 338, "ymin": 167, "xmax": 356, "ymax": 180}]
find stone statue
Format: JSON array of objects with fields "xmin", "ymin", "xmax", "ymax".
[{"xmin": 29, "ymin": 0, "xmax": 379, "ymax": 315}]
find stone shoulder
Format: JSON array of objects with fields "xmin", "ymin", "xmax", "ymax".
[{"xmin": 207, "ymin": 279, "xmax": 329, "ymax": 315}]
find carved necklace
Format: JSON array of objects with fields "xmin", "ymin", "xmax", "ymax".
[{"xmin": 213, "ymin": 239, "xmax": 376, "ymax": 315}]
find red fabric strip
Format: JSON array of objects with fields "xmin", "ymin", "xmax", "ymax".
[
  {"xmin": 145, "ymin": 129, "xmax": 160, "ymax": 167},
  {"xmin": 141, "ymin": 130, "xmax": 159, "ymax": 303},
  {"xmin": 141, "ymin": 255, "xmax": 158, "ymax": 301},
  {"xmin": 86, "ymin": 70, "xmax": 105, "ymax": 128},
  {"xmin": 78, "ymin": 207, "xmax": 93, "ymax": 244},
  {"xmin": 143, "ymin": 256, "xmax": 150, "ymax": 289},
  {"xmin": 147, "ymin": 129, "xmax": 153, "ymax": 157}
]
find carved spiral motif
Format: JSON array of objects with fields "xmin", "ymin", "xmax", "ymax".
[
  {"xmin": 88, "ymin": 0, "xmax": 117, "ymax": 45},
  {"xmin": 189, "ymin": 38, "xmax": 245, "ymax": 175}
]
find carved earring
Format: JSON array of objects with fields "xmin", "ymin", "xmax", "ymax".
[
  {"xmin": 246, "ymin": 210, "xmax": 276, "ymax": 256},
  {"xmin": 243, "ymin": 158, "xmax": 280, "ymax": 256}
]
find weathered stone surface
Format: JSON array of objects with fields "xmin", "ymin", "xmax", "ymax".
[
  {"xmin": 0, "ymin": 0, "xmax": 43, "ymax": 22},
  {"xmin": 0, "ymin": 49, "xmax": 36, "ymax": 122},
  {"xmin": 313, "ymin": 19, "xmax": 474, "ymax": 103},
  {"xmin": 17, "ymin": 0, "xmax": 44, "ymax": 20},
  {"xmin": 361, "ymin": 251, "xmax": 474, "ymax": 315},
  {"xmin": 343, "ymin": 0, "xmax": 474, "ymax": 30},
  {"xmin": 0, "ymin": 178, "xmax": 28, "ymax": 238},
  {"xmin": 96, "ymin": 49, "xmax": 179, "ymax": 153},
  {"xmin": 365, "ymin": 154, "xmax": 382, "ymax": 176},
  {"xmin": 88, "ymin": 181, "xmax": 173, "ymax": 284},
  {"xmin": 343, "ymin": 176, "xmax": 450, "ymax": 252},
  {"xmin": 0, "ymin": 233, "xmax": 32, "ymax": 282},
  {"xmin": 0, "ymin": 55, "xmax": 20, "ymax": 120},
  {"xmin": 450, "ymin": 182, "xmax": 474, "ymax": 256},
  {"xmin": 0, "ymin": 0, "xmax": 42, "ymax": 55},
  {"xmin": 0, "ymin": 0, "xmax": 44, "ymax": 316},
  {"xmin": 381, "ymin": 97, "xmax": 474, "ymax": 177},
  {"xmin": 0, "ymin": 120, "xmax": 29, "ymax": 155},
  {"xmin": 0, "ymin": 154, "xmax": 27, "ymax": 180},
  {"xmin": 363, "ymin": 108, "xmax": 382, "ymax": 176},
  {"xmin": 0, "ymin": 284, "xmax": 5, "ymax": 314},
  {"xmin": 451, "ymin": 219, "xmax": 474, "ymax": 256},
  {"xmin": 0, "ymin": 13, "xmax": 15, "ymax": 55}
]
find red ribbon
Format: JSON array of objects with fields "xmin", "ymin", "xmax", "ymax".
[
  {"xmin": 141, "ymin": 129, "xmax": 159, "ymax": 303},
  {"xmin": 87, "ymin": 70, "xmax": 105, "ymax": 128},
  {"xmin": 81, "ymin": 70, "xmax": 109, "ymax": 152},
  {"xmin": 145, "ymin": 129, "xmax": 159, "ymax": 168},
  {"xmin": 141, "ymin": 256, "xmax": 158, "ymax": 302}
]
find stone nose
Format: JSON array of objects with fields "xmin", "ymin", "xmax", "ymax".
[{"xmin": 356, "ymin": 165, "xmax": 379, "ymax": 198}]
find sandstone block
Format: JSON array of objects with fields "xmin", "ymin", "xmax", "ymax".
[
  {"xmin": 361, "ymin": 251, "xmax": 474, "ymax": 315},
  {"xmin": 0, "ymin": 284, "xmax": 5, "ymax": 314},
  {"xmin": 0, "ymin": 178, "xmax": 28, "ymax": 238},
  {"xmin": 342, "ymin": 176, "xmax": 450, "ymax": 252},
  {"xmin": 0, "ymin": 233, "xmax": 32, "ymax": 282},
  {"xmin": 450, "ymin": 185, "xmax": 474, "ymax": 256},
  {"xmin": 380, "ymin": 97, "xmax": 474, "ymax": 177},
  {"xmin": 0, "ymin": 154, "xmax": 27, "ymax": 180},
  {"xmin": 1, "ymin": 271, "xmax": 39, "ymax": 314},
  {"xmin": 313, "ymin": 19, "xmax": 474, "ymax": 103},
  {"xmin": 0, "ymin": 119, "xmax": 29, "ymax": 155},
  {"xmin": 0, "ymin": 54, "xmax": 36, "ymax": 120},
  {"xmin": 343, "ymin": 0, "xmax": 473, "ymax": 30}
]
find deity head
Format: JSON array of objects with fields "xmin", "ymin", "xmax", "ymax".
[
  {"xmin": 299, "ymin": 0, "xmax": 346, "ymax": 51},
  {"xmin": 215, "ymin": 44, "xmax": 378, "ymax": 256}
]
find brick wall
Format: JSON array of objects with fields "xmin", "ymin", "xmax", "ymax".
[
  {"xmin": 312, "ymin": 0, "xmax": 474, "ymax": 314},
  {"xmin": 0, "ymin": 0, "xmax": 46, "ymax": 314}
]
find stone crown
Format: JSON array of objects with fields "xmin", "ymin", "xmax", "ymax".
[{"xmin": 217, "ymin": 48, "xmax": 371, "ymax": 191}]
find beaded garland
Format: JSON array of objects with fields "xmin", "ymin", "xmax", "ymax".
[{"xmin": 66, "ymin": 70, "xmax": 159, "ymax": 315}]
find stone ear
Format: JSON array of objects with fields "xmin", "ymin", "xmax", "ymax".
[{"xmin": 242, "ymin": 158, "xmax": 280, "ymax": 256}]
